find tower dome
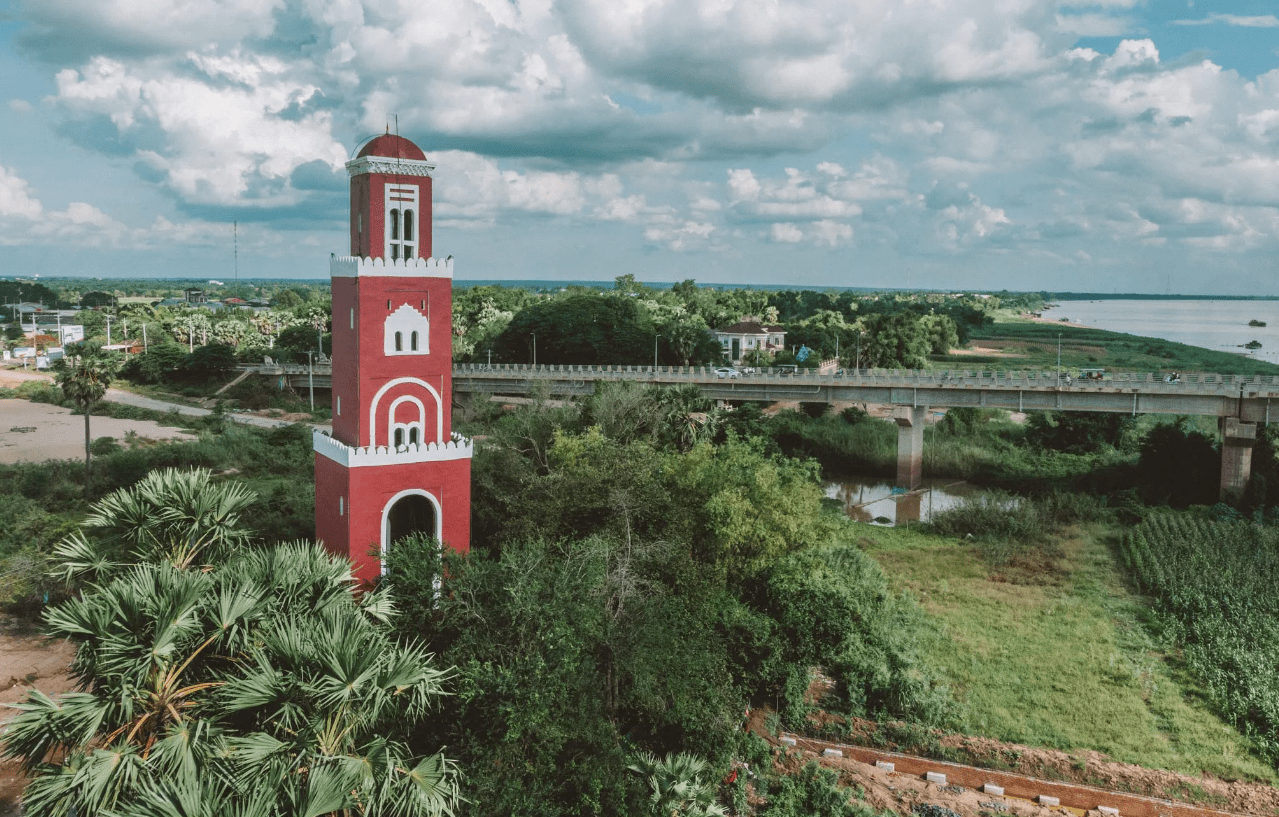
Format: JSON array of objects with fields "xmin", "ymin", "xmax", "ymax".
[{"xmin": 357, "ymin": 134, "xmax": 427, "ymax": 162}]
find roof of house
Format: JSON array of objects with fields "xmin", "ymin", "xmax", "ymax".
[{"xmin": 717, "ymin": 320, "xmax": 786, "ymax": 335}]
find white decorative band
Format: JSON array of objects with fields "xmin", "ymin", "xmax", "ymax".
[
  {"xmin": 313, "ymin": 429, "xmax": 473, "ymax": 467},
  {"xmin": 345, "ymin": 156, "xmax": 435, "ymax": 178},
  {"xmin": 330, "ymin": 255, "xmax": 454, "ymax": 279}
]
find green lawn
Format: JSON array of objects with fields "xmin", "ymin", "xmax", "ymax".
[{"xmin": 859, "ymin": 524, "xmax": 1275, "ymax": 783}]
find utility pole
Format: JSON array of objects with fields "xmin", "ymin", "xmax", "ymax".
[
  {"xmin": 653, "ymin": 334, "xmax": 659, "ymax": 369},
  {"xmin": 105, "ymin": 314, "xmax": 112, "ymax": 347},
  {"xmin": 143, "ymin": 323, "xmax": 148, "ymax": 353},
  {"xmin": 532, "ymin": 333, "xmax": 537, "ymax": 367}
]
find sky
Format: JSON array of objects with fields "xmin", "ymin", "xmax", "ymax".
[{"xmin": 1, "ymin": 0, "xmax": 1278, "ymax": 294}]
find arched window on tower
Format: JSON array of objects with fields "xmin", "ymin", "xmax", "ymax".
[
  {"xmin": 410, "ymin": 331, "xmax": 419, "ymax": 351},
  {"xmin": 394, "ymin": 331, "xmax": 403, "ymax": 352},
  {"xmin": 385, "ymin": 185, "xmax": 419, "ymax": 261}
]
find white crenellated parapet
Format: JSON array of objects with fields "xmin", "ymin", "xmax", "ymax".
[
  {"xmin": 345, "ymin": 155, "xmax": 435, "ymax": 178},
  {"xmin": 313, "ymin": 429, "xmax": 473, "ymax": 467},
  {"xmin": 330, "ymin": 255, "xmax": 454, "ymax": 279}
]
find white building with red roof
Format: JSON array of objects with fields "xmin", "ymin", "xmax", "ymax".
[{"xmin": 715, "ymin": 318, "xmax": 786, "ymax": 364}]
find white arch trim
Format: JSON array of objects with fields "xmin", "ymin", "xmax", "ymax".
[
  {"xmin": 388, "ymin": 394, "xmax": 426, "ymax": 449},
  {"xmin": 369, "ymin": 377, "xmax": 443, "ymax": 447},
  {"xmin": 379, "ymin": 488, "xmax": 442, "ymax": 575}
]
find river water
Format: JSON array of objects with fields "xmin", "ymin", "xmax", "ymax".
[
  {"xmin": 1040, "ymin": 299, "xmax": 1279, "ymax": 361},
  {"xmin": 824, "ymin": 478, "xmax": 977, "ymax": 526}
]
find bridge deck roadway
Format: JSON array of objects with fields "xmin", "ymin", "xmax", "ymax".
[
  {"xmin": 243, "ymin": 362, "xmax": 1276, "ymax": 498},
  {"xmin": 447, "ymin": 364, "xmax": 1279, "ymax": 423},
  {"xmin": 243, "ymin": 363, "xmax": 1279, "ymax": 422}
]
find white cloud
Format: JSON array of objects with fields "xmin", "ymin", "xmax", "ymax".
[
  {"xmin": 1171, "ymin": 14, "xmax": 1279, "ymax": 28},
  {"xmin": 8, "ymin": 99, "xmax": 33, "ymax": 113},
  {"xmin": 0, "ymin": 167, "xmax": 43, "ymax": 219},
  {"xmin": 0, "ymin": 166, "xmax": 130, "ymax": 247},
  {"xmin": 770, "ymin": 223, "xmax": 803, "ymax": 243}
]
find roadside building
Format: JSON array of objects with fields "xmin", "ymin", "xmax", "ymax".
[{"xmin": 716, "ymin": 318, "xmax": 786, "ymax": 364}]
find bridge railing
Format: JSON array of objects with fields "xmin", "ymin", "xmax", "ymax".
[{"xmin": 448, "ymin": 363, "xmax": 1279, "ymax": 392}]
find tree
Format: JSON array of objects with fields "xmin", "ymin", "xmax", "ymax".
[
  {"xmin": 182, "ymin": 342, "xmax": 239, "ymax": 379},
  {"xmin": 627, "ymin": 752, "xmax": 727, "ymax": 817},
  {"xmin": 1024, "ymin": 410, "xmax": 1135, "ymax": 454},
  {"xmin": 1138, "ymin": 419, "xmax": 1219, "ymax": 506},
  {"xmin": 272, "ymin": 288, "xmax": 304, "ymax": 308},
  {"xmin": 53, "ymin": 344, "xmax": 121, "ymax": 488},
  {"xmin": 493, "ymin": 294, "xmax": 656, "ymax": 366},
  {"xmin": 860, "ymin": 313, "xmax": 932, "ymax": 369},
  {"xmin": 4, "ymin": 471, "xmax": 460, "ymax": 817}
]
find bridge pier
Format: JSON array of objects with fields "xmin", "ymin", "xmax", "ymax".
[
  {"xmin": 893, "ymin": 406, "xmax": 925, "ymax": 491},
  {"xmin": 1220, "ymin": 417, "xmax": 1257, "ymax": 504}
]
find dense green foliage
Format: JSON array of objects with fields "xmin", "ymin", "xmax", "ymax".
[
  {"xmin": 387, "ymin": 387, "xmax": 951, "ymax": 816},
  {"xmin": 1121, "ymin": 514, "xmax": 1279, "ymax": 763}
]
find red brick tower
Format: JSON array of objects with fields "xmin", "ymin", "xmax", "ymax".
[{"xmin": 313, "ymin": 133, "xmax": 472, "ymax": 584}]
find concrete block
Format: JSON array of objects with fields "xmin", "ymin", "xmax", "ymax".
[
  {"xmin": 925, "ymin": 771, "xmax": 947, "ymax": 785},
  {"xmin": 1037, "ymin": 795, "xmax": 1060, "ymax": 807},
  {"xmin": 1097, "ymin": 807, "xmax": 1119, "ymax": 816},
  {"xmin": 780, "ymin": 737, "xmax": 797, "ymax": 746},
  {"xmin": 822, "ymin": 748, "xmax": 843, "ymax": 758},
  {"xmin": 982, "ymin": 784, "xmax": 1004, "ymax": 796},
  {"xmin": 875, "ymin": 761, "xmax": 895, "ymax": 772}
]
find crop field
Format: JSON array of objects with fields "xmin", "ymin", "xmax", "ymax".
[
  {"xmin": 859, "ymin": 524, "xmax": 1275, "ymax": 783},
  {"xmin": 1121, "ymin": 515, "xmax": 1279, "ymax": 765}
]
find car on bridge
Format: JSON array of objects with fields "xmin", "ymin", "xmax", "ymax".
[{"xmin": 714, "ymin": 367, "xmax": 741, "ymax": 379}]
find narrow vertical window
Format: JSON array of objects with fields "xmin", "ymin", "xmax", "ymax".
[
  {"xmin": 339, "ymin": 497, "xmax": 344, "ymax": 516},
  {"xmin": 409, "ymin": 427, "xmax": 419, "ymax": 445},
  {"xmin": 349, "ymin": 308, "xmax": 354, "ymax": 329},
  {"xmin": 390, "ymin": 209, "xmax": 400, "ymax": 240},
  {"xmin": 337, "ymin": 396, "xmax": 341, "ymax": 415},
  {"xmin": 410, "ymin": 331, "xmax": 419, "ymax": 351},
  {"xmin": 394, "ymin": 428, "xmax": 404, "ymax": 448},
  {"xmin": 394, "ymin": 331, "xmax": 403, "ymax": 352},
  {"xmin": 403, "ymin": 211, "xmax": 414, "ymax": 241}
]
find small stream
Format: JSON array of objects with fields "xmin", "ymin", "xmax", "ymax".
[{"xmin": 823, "ymin": 477, "xmax": 977, "ymax": 526}]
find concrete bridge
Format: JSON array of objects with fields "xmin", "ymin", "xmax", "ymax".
[{"xmin": 246, "ymin": 361, "xmax": 1279, "ymax": 501}]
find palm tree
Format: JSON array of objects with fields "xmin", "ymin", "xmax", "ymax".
[
  {"xmin": 627, "ymin": 751, "xmax": 727, "ymax": 817},
  {"xmin": 4, "ymin": 472, "xmax": 460, "ymax": 817},
  {"xmin": 55, "ymin": 467, "xmax": 256, "ymax": 583},
  {"xmin": 53, "ymin": 343, "xmax": 120, "ymax": 488}
]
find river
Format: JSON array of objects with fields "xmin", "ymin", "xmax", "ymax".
[
  {"xmin": 1040, "ymin": 299, "xmax": 1279, "ymax": 361},
  {"xmin": 824, "ymin": 477, "xmax": 977, "ymax": 526}
]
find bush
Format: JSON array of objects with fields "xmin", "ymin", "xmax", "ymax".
[
  {"xmin": 750, "ymin": 535, "xmax": 950, "ymax": 727},
  {"xmin": 800, "ymin": 401, "xmax": 830, "ymax": 419},
  {"xmin": 89, "ymin": 436, "xmax": 121, "ymax": 457},
  {"xmin": 840, "ymin": 406, "xmax": 868, "ymax": 425}
]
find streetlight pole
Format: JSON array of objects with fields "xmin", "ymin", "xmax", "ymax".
[
  {"xmin": 1057, "ymin": 334, "xmax": 1062, "ymax": 384},
  {"xmin": 306, "ymin": 350, "xmax": 315, "ymax": 412}
]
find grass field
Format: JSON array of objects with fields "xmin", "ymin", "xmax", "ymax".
[
  {"xmin": 948, "ymin": 315, "xmax": 1279, "ymax": 377},
  {"xmin": 857, "ymin": 524, "xmax": 1276, "ymax": 783}
]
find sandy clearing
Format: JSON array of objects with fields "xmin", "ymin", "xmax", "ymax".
[{"xmin": 0, "ymin": 399, "xmax": 195, "ymax": 464}]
